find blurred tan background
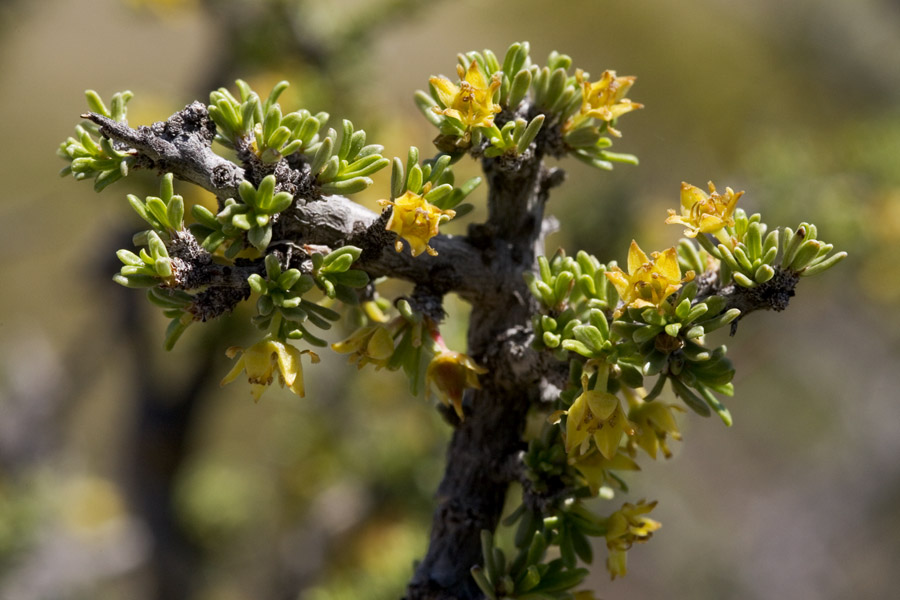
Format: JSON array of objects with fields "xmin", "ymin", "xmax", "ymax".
[{"xmin": 1, "ymin": 0, "xmax": 899, "ymax": 599}]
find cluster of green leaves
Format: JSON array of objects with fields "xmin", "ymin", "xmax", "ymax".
[
  {"xmin": 210, "ymin": 80, "xmax": 389, "ymax": 195},
  {"xmin": 472, "ymin": 524, "xmax": 593, "ymax": 600},
  {"xmin": 114, "ymin": 173, "xmax": 196, "ymax": 349},
  {"xmin": 191, "ymin": 174, "xmax": 292, "ymax": 255},
  {"xmin": 114, "ymin": 231, "xmax": 175, "ymax": 288},
  {"xmin": 527, "ymin": 251, "xmax": 737, "ymax": 423},
  {"xmin": 127, "ymin": 172, "xmax": 185, "ymax": 241},
  {"xmin": 389, "ymin": 146, "xmax": 481, "ymax": 218},
  {"xmin": 57, "ymin": 90, "xmax": 135, "ymax": 191},
  {"xmin": 249, "ymin": 248, "xmax": 368, "ymax": 345},
  {"xmin": 689, "ymin": 209, "xmax": 847, "ymax": 288},
  {"xmin": 307, "ymin": 119, "xmax": 390, "ymax": 195},
  {"xmin": 209, "ymin": 79, "xmax": 327, "ymax": 161},
  {"xmin": 385, "ymin": 300, "xmax": 435, "ymax": 396}
]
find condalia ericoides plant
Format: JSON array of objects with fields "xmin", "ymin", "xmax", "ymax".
[{"xmin": 58, "ymin": 42, "xmax": 846, "ymax": 600}]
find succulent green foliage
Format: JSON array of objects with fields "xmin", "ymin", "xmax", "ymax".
[
  {"xmin": 525, "ymin": 252, "xmax": 617, "ymax": 330},
  {"xmin": 389, "ymin": 299, "xmax": 433, "ymax": 396},
  {"xmin": 471, "ymin": 526, "xmax": 590, "ymax": 600},
  {"xmin": 530, "ymin": 51, "xmax": 581, "ymax": 118},
  {"xmin": 191, "ymin": 174, "xmax": 292, "ymax": 255},
  {"xmin": 58, "ymin": 90, "xmax": 135, "ymax": 191},
  {"xmin": 127, "ymin": 173, "xmax": 185, "ymax": 240},
  {"xmin": 689, "ymin": 209, "xmax": 848, "ymax": 288},
  {"xmin": 245, "ymin": 246, "xmax": 369, "ymax": 343},
  {"xmin": 305, "ymin": 119, "xmax": 390, "ymax": 195},
  {"xmin": 564, "ymin": 132, "xmax": 639, "ymax": 172},
  {"xmin": 615, "ymin": 291, "xmax": 737, "ymax": 425},
  {"xmin": 114, "ymin": 231, "xmax": 174, "ymax": 288},
  {"xmin": 209, "ymin": 79, "xmax": 330, "ymax": 163},
  {"xmin": 249, "ymin": 253, "xmax": 334, "ymax": 346},
  {"xmin": 483, "ymin": 115, "xmax": 546, "ymax": 158},
  {"xmin": 390, "ymin": 146, "xmax": 481, "ymax": 218},
  {"xmin": 145, "ymin": 286, "xmax": 196, "ymax": 351},
  {"xmin": 499, "ymin": 41, "xmax": 534, "ymax": 109},
  {"xmin": 780, "ymin": 222, "xmax": 848, "ymax": 277},
  {"xmin": 526, "ymin": 249, "xmax": 736, "ymax": 424},
  {"xmin": 208, "ymin": 79, "xmax": 261, "ymax": 148},
  {"xmin": 311, "ymin": 245, "xmax": 370, "ymax": 303}
]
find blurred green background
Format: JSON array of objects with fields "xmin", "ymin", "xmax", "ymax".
[{"xmin": 1, "ymin": 0, "xmax": 899, "ymax": 599}]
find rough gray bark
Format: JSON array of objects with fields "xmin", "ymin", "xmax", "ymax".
[{"xmin": 85, "ymin": 102, "xmax": 800, "ymax": 600}]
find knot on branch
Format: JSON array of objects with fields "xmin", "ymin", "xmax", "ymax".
[
  {"xmin": 726, "ymin": 267, "xmax": 800, "ymax": 334},
  {"xmin": 168, "ymin": 230, "xmax": 214, "ymax": 290},
  {"xmin": 188, "ymin": 285, "xmax": 251, "ymax": 322},
  {"xmin": 147, "ymin": 101, "xmax": 216, "ymax": 147}
]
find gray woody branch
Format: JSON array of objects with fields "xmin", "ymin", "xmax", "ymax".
[{"xmin": 83, "ymin": 105, "xmax": 497, "ymax": 305}]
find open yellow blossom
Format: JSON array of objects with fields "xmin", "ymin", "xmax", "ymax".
[
  {"xmin": 379, "ymin": 190, "xmax": 455, "ymax": 257},
  {"xmin": 220, "ymin": 338, "xmax": 318, "ymax": 401},
  {"xmin": 566, "ymin": 388, "xmax": 634, "ymax": 459},
  {"xmin": 426, "ymin": 350, "xmax": 488, "ymax": 419},
  {"xmin": 604, "ymin": 500, "xmax": 661, "ymax": 579},
  {"xmin": 605, "ymin": 240, "xmax": 694, "ymax": 317},
  {"xmin": 575, "ymin": 69, "xmax": 643, "ymax": 137},
  {"xmin": 628, "ymin": 401, "xmax": 684, "ymax": 459},
  {"xmin": 430, "ymin": 60, "xmax": 502, "ymax": 131},
  {"xmin": 331, "ymin": 323, "xmax": 395, "ymax": 370},
  {"xmin": 666, "ymin": 181, "xmax": 743, "ymax": 242}
]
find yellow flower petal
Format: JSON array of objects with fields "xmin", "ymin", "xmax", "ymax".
[
  {"xmin": 429, "ymin": 76, "xmax": 460, "ymax": 109},
  {"xmin": 586, "ymin": 390, "xmax": 619, "ymax": 421},
  {"xmin": 654, "ymin": 247, "xmax": 681, "ymax": 281},
  {"xmin": 566, "ymin": 391, "xmax": 592, "ymax": 453},
  {"xmin": 627, "ymin": 240, "xmax": 649, "ymax": 274}
]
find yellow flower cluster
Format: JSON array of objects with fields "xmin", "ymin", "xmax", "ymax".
[
  {"xmin": 221, "ymin": 338, "xmax": 318, "ymax": 401},
  {"xmin": 666, "ymin": 181, "xmax": 743, "ymax": 242},
  {"xmin": 379, "ymin": 189, "xmax": 456, "ymax": 257},
  {"xmin": 430, "ymin": 60, "xmax": 502, "ymax": 132},
  {"xmin": 605, "ymin": 240, "xmax": 694, "ymax": 318}
]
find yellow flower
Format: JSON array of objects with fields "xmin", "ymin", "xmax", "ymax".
[
  {"xmin": 220, "ymin": 338, "xmax": 318, "ymax": 401},
  {"xmin": 605, "ymin": 240, "xmax": 694, "ymax": 317},
  {"xmin": 628, "ymin": 401, "xmax": 684, "ymax": 459},
  {"xmin": 666, "ymin": 181, "xmax": 743, "ymax": 241},
  {"xmin": 604, "ymin": 500, "xmax": 661, "ymax": 579},
  {"xmin": 331, "ymin": 323, "xmax": 395, "ymax": 370},
  {"xmin": 575, "ymin": 69, "xmax": 643, "ymax": 137},
  {"xmin": 379, "ymin": 189, "xmax": 455, "ymax": 257},
  {"xmin": 571, "ymin": 450, "xmax": 640, "ymax": 496},
  {"xmin": 426, "ymin": 350, "xmax": 488, "ymax": 419},
  {"xmin": 430, "ymin": 59, "xmax": 502, "ymax": 131},
  {"xmin": 565, "ymin": 388, "xmax": 634, "ymax": 459}
]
